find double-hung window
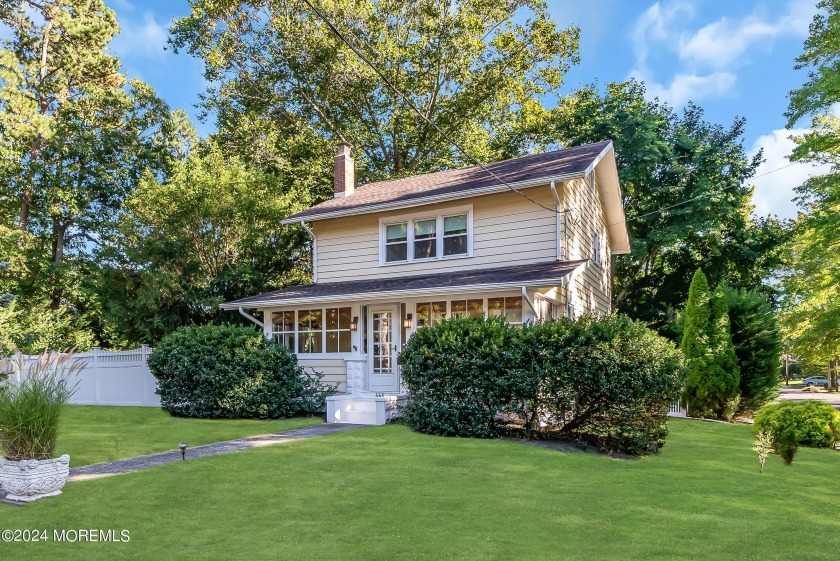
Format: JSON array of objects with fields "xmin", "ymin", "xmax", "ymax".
[
  {"xmin": 381, "ymin": 207, "xmax": 471, "ymax": 264},
  {"xmin": 384, "ymin": 223, "xmax": 408, "ymax": 263},
  {"xmin": 413, "ymin": 219, "xmax": 437, "ymax": 259}
]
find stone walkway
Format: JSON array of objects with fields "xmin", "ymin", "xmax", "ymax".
[{"xmin": 69, "ymin": 423, "xmax": 364, "ymax": 482}]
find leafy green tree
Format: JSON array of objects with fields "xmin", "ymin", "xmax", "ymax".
[
  {"xmin": 95, "ymin": 141, "xmax": 316, "ymax": 345},
  {"xmin": 169, "ymin": 0, "xmax": 580, "ymax": 181},
  {"xmin": 723, "ymin": 284, "xmax": 782, "ymax": 411},
  {"xmin": 0, "ymin": 0, "xmax": 172, "ymax": 325},
  {"xmin": 782, "ymin": 0, "xmax": 840, "ymax": 386},
  {"xmin": 0, "ymin": 299, "xmax": 95, "ymax": 355},
  {"xmin": 542, "ymin": 81, "xmax": 787, "ymax": 328}
]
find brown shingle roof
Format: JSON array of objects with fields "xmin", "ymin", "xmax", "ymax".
[
  {"xmin": 221, "ymin": 260, "xmax": 587, "ymax": 308},
  {"xmin": 283, "ymin": 141, "xmax": 612, "ymax": 223}
]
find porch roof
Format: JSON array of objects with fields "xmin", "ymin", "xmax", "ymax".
[{"xmin": 220, "ymin": 260, "xmax": 587, "ymax": 309}]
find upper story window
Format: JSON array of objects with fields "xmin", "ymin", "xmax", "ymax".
[
  {"xmin": 380, "ymin": 206, "xmax": 472, "ymax": 265},
  {"xmin": 593, "ymin": 231, "xmax": 601, "ymax": 265}
]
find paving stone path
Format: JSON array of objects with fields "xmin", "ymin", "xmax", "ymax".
[{"xmin": 68, "ymin": 423, "xmax": 365, "ymax": 482}]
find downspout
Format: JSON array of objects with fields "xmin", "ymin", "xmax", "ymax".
[
  {"xmin": 238, "ymin": 307, "xmax": 264, "ymax": 328},
  {"xmin": 300, "ymin": 220, "xmax": 318, "ymax": 283},
  {"xmin": 522, "ymin": 286, "xmax": 538, "ymax": 320},
  {"xmin": 550, "ymin": 181, "xmax": 561, "ymax": 260}
]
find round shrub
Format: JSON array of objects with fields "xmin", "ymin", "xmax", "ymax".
[
  {"xmin": 753, "ymin": 401, "xmax": 840, "ymax": 464},
  {"xmin": 148, "ymin": 324, "xmax": 330, "ymax": 418},
  {"xmin": 399, "ymin": 314, "xmax": 685, "ymax": 455},
  {"xmin": 522, "ymin": 315, "xmax": 684, "ymax": 455},
  {"xmin": 400, "ymin": 316, "xmax": 523, "ymax": 437}
]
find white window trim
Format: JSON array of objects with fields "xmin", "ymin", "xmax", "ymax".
[
  {"xmin": 269, "ymin": 306, "xmax": 355, "ymax": 358},
  {"xmin": 378, "ymin": 205, "xmax": 473, "ymax": 266}
]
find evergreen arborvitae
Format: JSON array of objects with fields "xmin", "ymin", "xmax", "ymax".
[
  {"xmin": 708, "ymin": 284, "xmax": 741, "ymax": 419},
  {"xmin": 723, "ymin": 284, "xmax": 782, "ymax": 411},
  {"xmin": 681, "ymin": 269, "xmax": 712, "ymax": 416}
]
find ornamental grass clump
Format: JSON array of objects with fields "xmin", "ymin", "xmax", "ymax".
[{"xmin": 0, "ymin": 351, "xmax": 79, "ymax": 461}]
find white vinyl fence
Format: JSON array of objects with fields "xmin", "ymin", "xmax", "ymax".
[
  {"xmin": 668, "ymin": 401, "xmax": 687, "ymax": 418},
  {"xmin": 6, "ymin": 347, "xmax": 160, "ymax": 407}
]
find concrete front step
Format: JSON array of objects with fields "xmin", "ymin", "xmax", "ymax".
[{"xmin": 326, "ymin": 393, "xmax": 406, "ymax": 425}]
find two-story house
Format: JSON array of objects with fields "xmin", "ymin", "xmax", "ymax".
[{"xmin": 221, "ymin": 141, "xmax": 630, "ymax": 424}]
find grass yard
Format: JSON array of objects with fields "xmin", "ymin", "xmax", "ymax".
[
  {"xmin": 54, "ymin": 406, "xmax": 322, "ymax": 466},
  {"xmin": 4, "ymin": 419, "xmax": 840, "ymax": 561}
]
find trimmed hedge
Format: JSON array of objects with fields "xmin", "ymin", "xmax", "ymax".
[
  {"xmin": 400, "ymin": 316, "xmax": 522, "ymax": 438},
  {"xmin": 400, "ymin": 315, "xmax": 685, "ymax": 455},
  {"xmin": 148, "ymin": 324, "xmax": 333, "ymax": 418},
  {"xmin": 753, "ymin": 401, "xmax": 840, "ymax": 464}
]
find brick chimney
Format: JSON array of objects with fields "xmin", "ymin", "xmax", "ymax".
[{"xmin": 334, "ymin": 143, "xmax": 355, "ymax": 198}]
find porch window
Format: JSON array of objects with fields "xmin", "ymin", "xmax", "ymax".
[
  {"xmin": 272, "ymin": 311, "xmax": 295, "ymax": 350},
  {"xmin": 450, "ymin": 299, "xmax": 484, "ymax": 318},
  {"xmin": 488, "ymin": 296, "xmax": 523, "ymax": 324},
  {"xmin": 297, "ymin": 309, "xmax": 323, "ymax": 353},
  {"xmin": 416, "ymin": 301, "xmax": 447, "ymax": 327},
  {"xmin": 325, "ymin": 307, "xmax": 352, "ymax": 353},
  {"xmin": 385, "ymin": 223, "xmax": 408, "ymax": 263}
]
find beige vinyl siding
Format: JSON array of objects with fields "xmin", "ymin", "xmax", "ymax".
[
  {"xmin": 314, "ymin": 188, "xmax": 559, "ymax": 282},
  {"xmin": 297, "ymin": 359, "xmax": 347, "ymax": 393},
  {"xmin": 561, "ymin": 175, "xmax": 612, "ymax": 316}
]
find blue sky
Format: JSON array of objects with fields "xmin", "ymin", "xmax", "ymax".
[{"xmin": 105, "ymin": 0, "xmax": 826, "ymax": 219}]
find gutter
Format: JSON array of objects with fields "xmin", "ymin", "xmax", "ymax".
[
  {"xmin": 299, "ymin": 220, "xmax": 318, "ymax": 283},
  {"xmin": 220, "ymin": 269, "xmax": 585, "ymax": 310},
  {"xmin": 238, "ymin": 307, "xmax": 264, "ymax": 328}
]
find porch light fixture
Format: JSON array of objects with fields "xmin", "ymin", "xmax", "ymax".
[
  {"xmin": 350, "ymin": 316, "xmax": 359, "ymax": 331},
  {"xmin": 179, "ymin": 442, "xmax": 188, "ymax": 460},
  {"xmin": 403, "ymin": 314, "xmax": 413, "ymax": 329}
]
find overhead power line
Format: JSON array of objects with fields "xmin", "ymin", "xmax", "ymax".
[
  {"xmin": 299, "ymin": 0, "xmax": 558, "ymax": 214},
  {"xmin": 300, "ymin": 1, "xmax": 809, "ymax": 229}
]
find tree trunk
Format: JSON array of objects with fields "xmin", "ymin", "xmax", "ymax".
[{"xmin": 50, "ymin": 219, "xmax": 67, "ymax": 310}]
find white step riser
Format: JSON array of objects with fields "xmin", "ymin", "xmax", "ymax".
[{"xmin": 326, "ymin": 395, "xmax": 405, "ymax": 425}]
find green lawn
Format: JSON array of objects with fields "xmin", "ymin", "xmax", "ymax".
[
  {"xmin": 55, "ymin": 406, "xmax": 322, "ymax": 466},
  {"xmin": 4, "ymin": 419, "xmax": 840, "ymax": 560}
]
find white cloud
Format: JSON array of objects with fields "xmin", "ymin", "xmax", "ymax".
[
  {"xmin": 749, "ymin": 128, "xmax": 831, "ymax": 220},
  {"xmin": 630, "ymin": 0, "xmax": 817, "ymax": 106},
  {"xmin": 678, "ymin": 0, "xmax": 813, "ymax": 69},
  {"xmin": 632, "ymin": 69, "xmax": 736, "ymax": 107},
  {"xmin": 111, "ymin": 12, "xmax": 168, "ymax": 61}
]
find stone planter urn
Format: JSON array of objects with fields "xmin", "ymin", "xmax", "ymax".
[{"xmin": 0, "ymin": 455, "xmax": 71, "ymax": 502}]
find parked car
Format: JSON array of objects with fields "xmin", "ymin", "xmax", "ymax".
[{"xmin": 803, "ymin": 376, "xmax": 829, "ymax": 387}]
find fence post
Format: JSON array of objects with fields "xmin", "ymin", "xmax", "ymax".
[{"xmin": 92, "ymin": 347, "xmax": 100, "ymax": 406}]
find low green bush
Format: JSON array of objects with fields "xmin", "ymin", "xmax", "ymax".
[
  {"xmin": 400, "ymin": 315, "xmax": 684, "ymax": 454},
  {"xmin": 753, "ymin": 401, "xmax": 840, "ymax": 464},
  {"xmin": 148, "ymin": 325, "xmax": 333, "ymax": 419},
  {"xmin": 401, "ymin": 316, "xmax": 523, "ymax": 437},
  {"xmin": 521, "ymin": 316, "xmax": 684, "ymax": 455}
]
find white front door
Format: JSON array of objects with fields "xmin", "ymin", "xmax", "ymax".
[{"xmin": 368, "ymin": 305, "xmax": 400, "ymax": 393}]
